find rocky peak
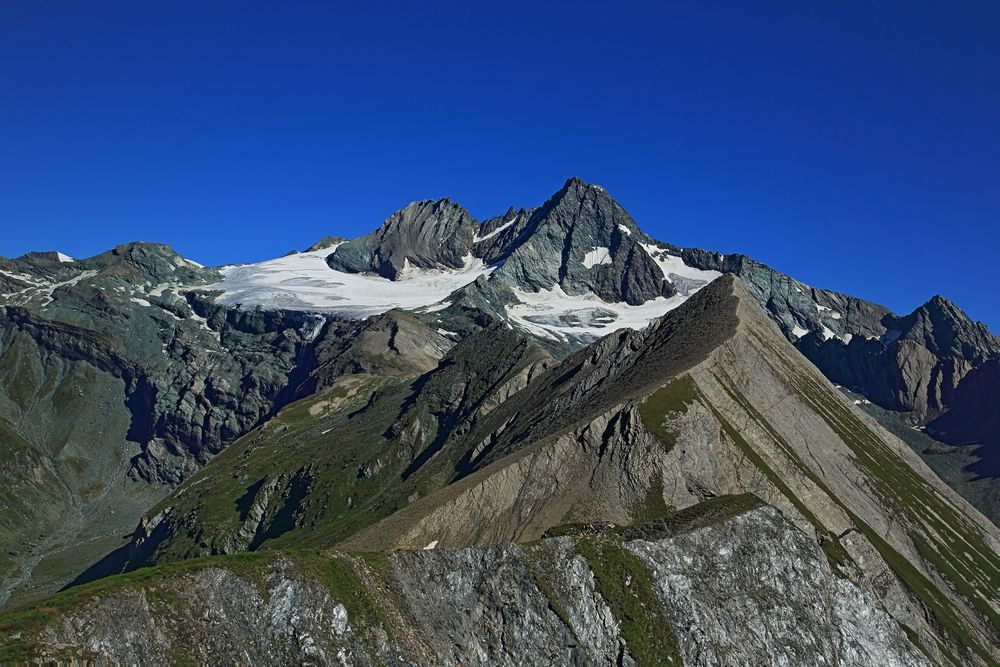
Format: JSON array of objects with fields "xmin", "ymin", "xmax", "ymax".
[
  {"xmin": 15, "ymin": 250, "xmax": 73, "ymax": 264},
  {"xmin": 305, "ymin": 235, "xmax": 346, "ymax": 252},
  {"xmin": 485, "ymin": 177, "xmax": 670, "ymax": 305},
  {"xmin": 326, "ymin": 198, "xmax": 477, "ymax": 279},
  {"xmin": 887, "ymin": 294, "xmax": 1000, "ymax": 363},
  {"xmin": 78, "ymin": 242, "xmax": 209, "ymax": 284}
]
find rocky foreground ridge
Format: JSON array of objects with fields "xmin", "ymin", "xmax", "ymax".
[{"xmin": 1, "ymin": 498, "xmax": 929, "ymax": 666}]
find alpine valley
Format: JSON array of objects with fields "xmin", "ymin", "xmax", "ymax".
[{"xmin": 1, "ymin": 178, "xmax": 997, "ymax": 665}]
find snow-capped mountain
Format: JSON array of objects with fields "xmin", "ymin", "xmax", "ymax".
[{"xmin": 209, "ymin": 178, "xmax": 724, "ymax": 342}]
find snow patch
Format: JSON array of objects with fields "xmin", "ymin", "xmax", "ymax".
[
  {"xmin": 791, "ymin": 325, "xmax": 809, "ymax": 339},
  {"xmin": 436, "ymin": 328, "xmax": 458, "ymax": 338},
  {"xmin": 821, "ymin": 326, "xmax": 836, "ymax": 341},
  {"xmin": 188, "ymin": 310, "xmax": 220, "ymax": 342},
  {"xmin": 617, "ymin": 224, "xmax": 632, "ymax": 236},
  {"xmin": 640, "ymin": 244, "xmax": 722, "ymax": 293},
  {"xmin": 507, "ymin": 285, "xmax": 693, "ymax": 342},
  {"xmin": 582, "ymin": 246, "xmax": 612, "ymax": 268},
  {"xmin": 208, "ymin": 248, "xmax": 495, "ymax": 317},
  {"xmin": 422, "ymin": 540, "xmax": 439, "ymax": 550},
  {"xmin": 816, "ymin": 304, "xmax": 843, "ymax": 320},
  {"xmin": 474, "ymin": 216, "xmax": 516, "ymax": 243},
  {"xmin": 421, "ymin": 302, "xmax": 451, "ymax": 313},
  {"xmin": 301, "ymin": 319, "xmax": 325, "ymax": 341},
  {"xmin": 55, "ymin": 252, "xmax": 74, "ymax": 263},
  {"xmin": 130, "ymin": 297, "xmax": 152, "ymax": 307}
]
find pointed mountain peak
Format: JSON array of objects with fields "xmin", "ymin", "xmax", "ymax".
[
  {"xmin": 548, "ymin": 176, "xmax": 614, "ymax": 206},
  {"xmin": 921, "ymin": 294, "xmax": 963, "ymax": 317},
  {"xmin": 888, "ymin": 293, "xmax": 1000, "ymax": 363},
  {"xmin": 482, "ymin": 177, "xmax": 667, "ymax": 305},
  {"xmin": 327, "ymin": 197, "xmax": 478, "ymax": 280}
]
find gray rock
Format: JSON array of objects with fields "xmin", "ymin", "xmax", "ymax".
[
  {"xmin": 12, "ymin": 504, "xmax": 928, "ymax": 666},
  {"xmin": 327, "ymin": 199, "xmax": 478, "ymax": 279}
]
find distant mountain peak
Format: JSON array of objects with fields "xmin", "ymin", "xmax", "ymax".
[{"xmin": 885, "ymin": 293, "xmax": 1000, "ymax": 364}]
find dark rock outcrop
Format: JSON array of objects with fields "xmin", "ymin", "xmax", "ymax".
[{"xmin": 327, "ymin": 199, "xmax": 478, "ymax": 279}]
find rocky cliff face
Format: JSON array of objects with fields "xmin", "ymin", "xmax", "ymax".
[{"xmin": 1, "ymin": 501, "xmax": 928, "ymax": 667}]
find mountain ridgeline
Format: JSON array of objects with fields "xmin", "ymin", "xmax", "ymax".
[{"xmin": 0, "ymin": 178, "xmax": 998, "ymax": 665}]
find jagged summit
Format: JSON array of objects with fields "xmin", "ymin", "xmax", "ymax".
[
  {"xmin": 480, "ymin": 176, "xmax": 669, "ymax": 305},
  {"xmin": 327, "ymin": 198, "xmax": 477, "ymax": 279},
  {"xmin": 889, "ymin": 293, "xmax": 1000, "ymax": 363},
  {"xmin": 202, "ymin": 178, "xmax": 723, "ymax": 341}
]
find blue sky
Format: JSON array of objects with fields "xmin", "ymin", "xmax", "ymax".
[{"xmin": 2, "ymin": 2, "xmax": 998, "ymax": 329}]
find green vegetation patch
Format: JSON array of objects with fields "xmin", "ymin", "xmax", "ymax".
[
  {"xmin": 522, "ymin": 546, "xmax": 576, "ymax": 635},
  {"xmin": 630, "ymin": 475, "xmax": 671, "ymax": 526},
  {"xmin": 576, "ymin": 536, "xmax": 682, "ymax": 667},
  {"xmin": 284, "ymin": 550, "xmax": 391, "ymax": 640},
  {"xmin": 638, "ymin": 375, "xmax": 697, "ymax": 451},
  {"xmin": 622, "ymin": 493, "xmax": 763, "ymax": 542}
]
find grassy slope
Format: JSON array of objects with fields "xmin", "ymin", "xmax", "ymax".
[{"xmin": 707, "ymin": 327, "xmax": 999, "ymax": 665}]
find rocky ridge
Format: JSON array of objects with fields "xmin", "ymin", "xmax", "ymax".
[{"xmin": 1, "ymin": 500, "xmax": 929, "ymax": 667}]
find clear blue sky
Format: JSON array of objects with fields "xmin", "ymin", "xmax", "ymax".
[{"xmin": 2, "ymin": 2, "xmax": 998, "ymax": 330}]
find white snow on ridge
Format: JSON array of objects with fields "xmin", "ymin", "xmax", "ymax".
[
  {"xmin": 617, "ymin": 224, "xmax": 632, "ymax": 236},
  {"xmin": 207, "ymin": 248, "xmax": 495, "ymax": 317},
  {"xmin": 816, "ymin": 303, "xmax": 842, "ymax": 319},
  {"xmin": 791, "ymin": 325, "xmax": 809, "ymax": 339},
  {"xmin": 508, "ymin": 244, "xmax": 724, "ymax": 342},
  {"xmin": 55, "ymin": 252, "xmax": 74, "ymax": 263},
  {"xmin": 640, "ymin": 243, "xmax": 722, "ymax": 290},
  {"xmin": 506, "ymin": 285, "xmax": 690, "ymax": 342},
  {"xmin": 473, "ymin": 217, "xmax": 516, "ymax": 243},
  {"xmin": 582, "ymin": 246, "xmax": 612, "ymax": 268}
]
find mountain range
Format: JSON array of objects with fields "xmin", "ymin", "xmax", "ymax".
[{"xmin": 0, "ymin": 178, "xmax": 997, "ymax": 665}]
